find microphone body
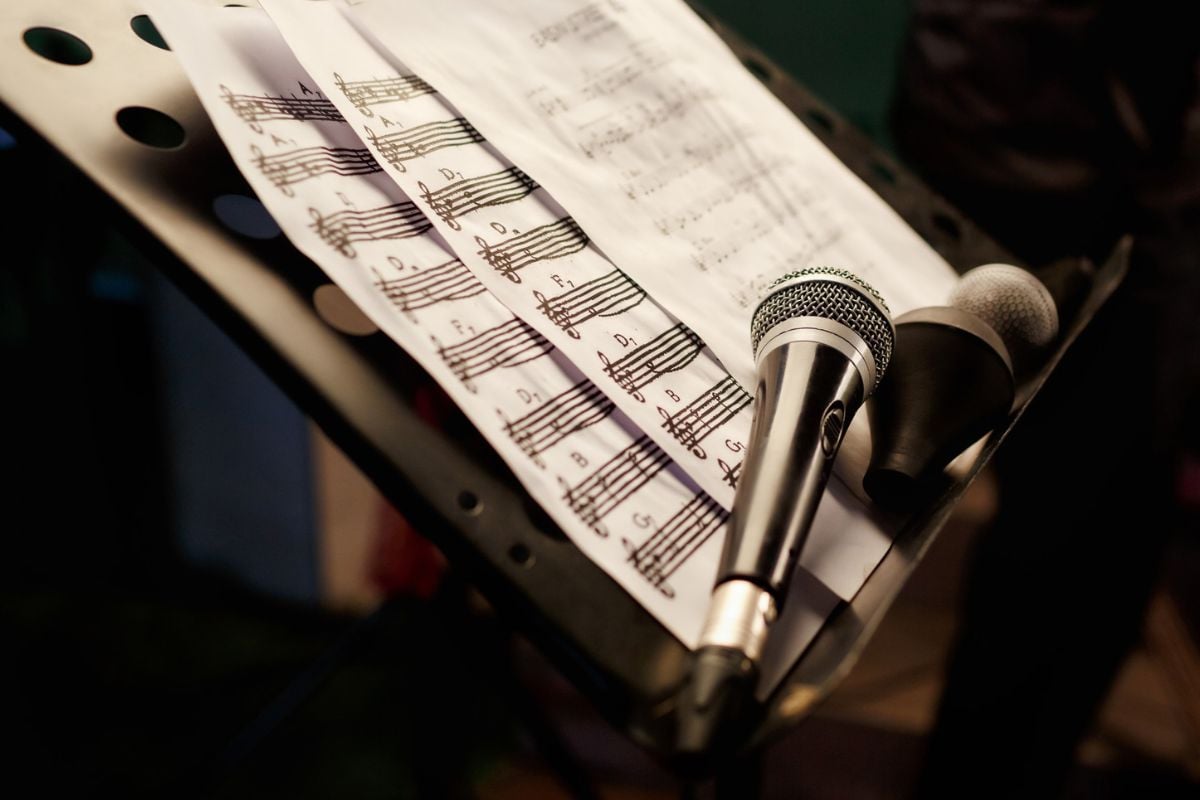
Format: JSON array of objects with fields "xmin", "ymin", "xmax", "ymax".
[
  {"xmin": 864, "ymin": 263, "xmax": 1060, "ymax": 507},
  {"xmin": 718, "ymin": 338, "xmax": 864, "ymax": 591},
  {"xmin": 675, "ymin": 269, "xmax": 895, "ymax": 765}
]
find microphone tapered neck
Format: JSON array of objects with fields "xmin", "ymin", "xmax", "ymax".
[{"xmin": 718, "ymin": 339, "xmax": 866, "ymax": 600}]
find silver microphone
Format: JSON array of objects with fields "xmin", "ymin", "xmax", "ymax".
[
  {"xmin": 703, "ymin": 267, "xmax": 895, "ymax": 655},
  {"xmin": 676, "ymin": 267, "xmax": 895, "ymax": 760}
]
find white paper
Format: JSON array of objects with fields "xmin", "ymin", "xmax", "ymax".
[
  {"xmin": 257, "ymin": 0, "xmax": 753, "ymax": 515},
  {"xmin": 144, "ymin": 1, "xmax": 852, "ymax": 682},
  {"xmin": 256, "ymin": 0, "xmax": 897, "ymax": 604},
  {"xmin": 345, "ymin": 0, "xmax": 959, "ymax": 393},
  {"xmin": 146, "ymin": 0, "xmax": 710, "ymax": 641}
]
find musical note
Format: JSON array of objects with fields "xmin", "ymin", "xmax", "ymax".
[
  {"xmin": 598, "ymin": 322, "xmax": 704, "ymax": 402},
  {"xmin": 309, "ymin": 201, "xmax": 432, "ymax": 258},
  {"xmin": 251, "ymin": 144, "xmax": 380, "ymax": 196},
  {"xmin": 435, "ymin": 317, "xmax": 553, "ymax": 391},
  {"xmin": 333, "ymin": 72, "xmax": 437, "ymax": 117},
  {"xmin": 365, "ymin": 118, "xmax": 485, "ymax": 172},
  {"xmin": 532, "ymin": 269, "xmax": 646, "ymax": 338},
  {"xmin": 373, "ymin": 259, "xmax": 485, "ymax": 315},
  {"xmin": 658, "ymin": 376, "xmax": 751, "ymax": 459},
  {"xmin": 623, "ymin": 492, "xmax": 727, "ymax": 598},
  {"xmin": 221, "ymin": 85, "xmax": 344, "ymax": 131},
  {"xmin": 560, "ymin": 434, "xmax": 671, "ymax": 537},
  {"xmin": 718, "ymin": 458, "xmax": 742, "ymax": 489},
  {"xmin": 417, "ymin": 167, "xmax": 539, "ymax": 230},
  {"xmin": 474, "ymin": 217, "xmax": 589, "ymax": 284},
  {"xmin": 503, "ymin": 380, "xmax": 615, "ymax": 466}
]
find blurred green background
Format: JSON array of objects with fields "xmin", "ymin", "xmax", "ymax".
[{"xmin": 705, "ymin": 0, "xmax": 910, "ymax": 149}]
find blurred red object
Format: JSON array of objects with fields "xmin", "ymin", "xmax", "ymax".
[
  {"xmin": 369, "ymin": 383, "xmax": 454, "ymax": 599},
  {"xmin": 1177, "ymin": 453, "xmax": 1200, "ymax": 510}
]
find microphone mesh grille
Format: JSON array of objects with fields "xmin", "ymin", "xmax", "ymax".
[
  {"xmin": 948, "ymin": 264, "xmax": 1059, "ymax": 357},
  {"xmin": 751, "ymin": 268, "xmax": 895, "ymax": 387}
]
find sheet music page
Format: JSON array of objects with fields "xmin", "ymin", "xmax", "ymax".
[
  {"xmin": 256, "ymin": 0, "xmax": 757, "ymax": 518},
  {"xmin": 144, "ymin": 1, "xmax": 846, "ymax": 687},
  {"xmin": 344, "ymin": 0, "xmax": 959, "ymax": 393},
  {"xmin": 257, "ymin": 0, "xmax": 897, "ymax": 604}
]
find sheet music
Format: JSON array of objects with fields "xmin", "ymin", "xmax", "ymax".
[
  {"xmin": 343, "ymin": 0, "xmax": 960, "ymax": 394},
  {"xmin": 258, "ymin": 0, "xmax": 755, "ymax": 518},
  {"xmin": 144, "ymin": 2, "xmax": 851, "ymax": 680},
  {"xmin": 256, "ymin": 0, "xmax": 898, "ymax": 603}
]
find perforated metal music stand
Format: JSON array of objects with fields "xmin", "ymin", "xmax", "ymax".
[{"xmin": 0, "ymin": 0, "xmax": 1128, "ymax": 784}]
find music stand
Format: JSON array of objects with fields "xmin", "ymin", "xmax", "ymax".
[{"xmin": 0, "ymin": 0, "xmax": 1128, "ymax": 791}]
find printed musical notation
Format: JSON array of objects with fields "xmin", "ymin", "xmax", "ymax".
[
  {"xmin": 309, "ymin": 201, "xmax": 432, "ymax": 257},
  {"xmin": 221, "ymin": 84, "xmax": 344, "ymax": 130},
  {"xmin": 372, "ymin": 258, "xmax": 485, "ymax": 315},
  {"xmin": 718, "ymin": 457, "xmax": 742, "ymax": 489},
  {"xmin": 503, "ymin": 380, "xmax": 616, "ymax": 466},
  {"xmin": 659, "ymin": 376, "xmax": 751, "ymax": 459},
  {"xmin": 578, "ymin": 81, "xmax": 715, "ymax": 160},
  {"xmin": 474, "ymin": 218, "xmax": 590, "ymax": 284},
  {"xmin": 251, "ymin": 144, "xmax": 380, "ymax": 196},
  {"xmin": 529, "ymin": 1, "xmax": 627, "ymax": 49},
  {"xmin": 532, "ymin": 269, "xmax": 646, "ymax": 338},
  {"xmin": 560, "ymin": 434, "xmax": 671, "ymax": 537},
  {"xmin": 624, "ymin": 491, "xmax": 727, "ymax": 598},
  {"xmin": 334, "ymin": 72, "xmax": 437, "ymax": 116},
  {"xmin": 417, "ymin": 167, "xmax": 540, "ymax": 230},
  {"xmin": 365, "ymin": 118, "xmax": 485, "ymax": 172},
  {"xmin": 599, "ymin": 322, "xmax": 704, "ymax": 402},
  {"xmin": 436, "ymin": 317, "xmax": 554, "ymax": 390}
]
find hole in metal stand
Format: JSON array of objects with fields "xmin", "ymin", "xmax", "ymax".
[
  {"xmin": 806, "ymin": 108, "xmax": 835, "ymax": 134},
  {"xmin": 23, "ymin": 27, "xmax": 93, "ymax": 66},
  {"xmin": 508, "ymin": 543, "xmax": 534, "ymax": 567},
  {"xmin": 932, "ymin": 211, "xmax": 963, "ymax": 242},
  {"xmin": 458, "ymin": 491, "xmax": 482, "ymax": 515},
  {"xmin": 869, "ymin": 160, "xmax": 898, "ymax": 186},
  {"xmin": 130, "ymin": 15, "xmax": 170, "ymax": 50},
  {"xmin": 116, "ymin": 106, "xmax": 186, "ymax": 149},
  {"xmin": 741, "ymin": 56, "xmax": 771, "ymax": 84}
]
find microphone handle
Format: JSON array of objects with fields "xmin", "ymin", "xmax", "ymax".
[{"xmin": 717, "ymin": 339, "xmax": 866, "ymax": 598}]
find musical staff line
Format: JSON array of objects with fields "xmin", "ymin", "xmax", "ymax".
[
  {"xmin": 418, "ymin": 167, "xmax": 540, "ymax": 230},
  {"xmin": 599, "ymin": 323, "xmax": 704, "ymax": 402},
  {"xmin": 334, "ymin": 72, "xmax": 437, "ymax": 116},
  {"xmin": 533, "ymin": 270, "xmax": 647, "ymax": 338},
  {"xmin": 309, "ymin": 202, "xmax": 432, "ymax": 257},
  {"xmin": 659, "ymin": 376, "xmax": 751, "ymax": 459},
  {"xmin": 560, "ymin": 435, "xmax": 671, "ymax": 537},
  {"xmin": 221, "ymin": 85, "xmax": 344, "ymax": 130},
  {"xmin": 251, "ymin": 144, "xmax": 380, "ymax": 196},
  {"xmin": 373, "ymin": 259, "xmax": 485, "ymax": 314},
  {"xmin": 436, "ymin": 318, "xmax": 553, "ymax": 391},
  {"xmin": 624, "ymin": 492, "xmax": 728, "ymax": 598},
  {"xmin": 474, "ymin": 218, "xmax": 590, "ymax": 284},
  {"xmin": 365, "ymin": 118, "xmax": 485, "ymax": 172},
  {"xmin": 503, "ymin": 380, "xmax": 616, "ymax": 466}
]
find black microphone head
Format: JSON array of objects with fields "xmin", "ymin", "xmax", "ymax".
[{"xmin": 750, "ymin": 267, "xmax": 896, "ymax": 394}]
